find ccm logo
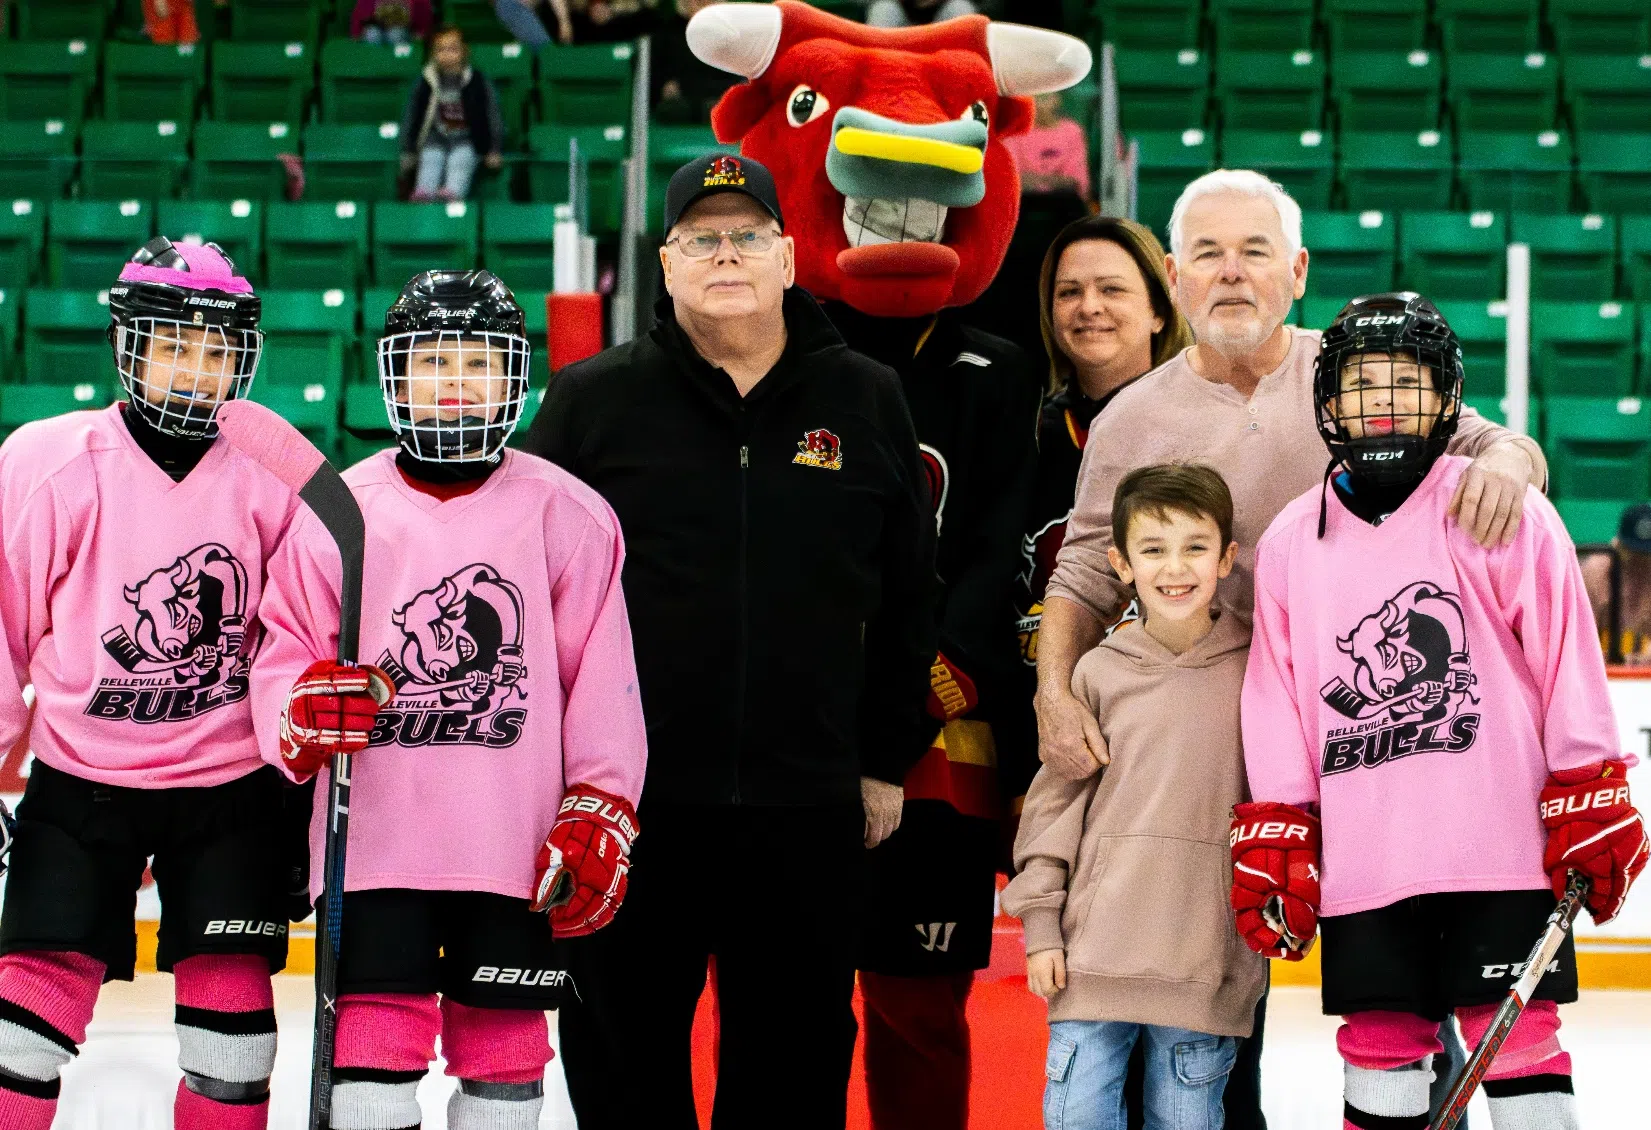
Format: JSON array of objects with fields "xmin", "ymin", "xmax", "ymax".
[
  {"xmin": 1482, "ymin": 959, "xmax": 1560, "ymax": 979},
  {"xmin": 472, "ymin": 966, "xmax": 570, "ymax": 987},
  {"xmin": 1353, "ymin": 314, "xmax": 1405, "ymax": 327},
  {"xmin": 1361, "ymin": 451, "xmax": 1404, "ymax": 461},
  {"xmin": 559, "ymin": 794, "xmax": 638, "ymax": 841},
  {"xmin": 1230, "ymin": 821, "xmax": 1312, "ymax": 848},
  {"xmin": 204, "ymin": 919, "xmax": 287, "ymax": 937},
  {"xmin": 1542, "ymin": 785, "xmax": 1630, "ymax": 820}
]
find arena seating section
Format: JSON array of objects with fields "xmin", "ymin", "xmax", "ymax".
[{"xmin": 0, "ymin": 0, "xmax": 1649, "ymax": 538}]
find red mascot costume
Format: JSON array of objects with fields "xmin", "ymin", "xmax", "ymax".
[{"xmin": 691, "ymin": 6, "xmax": 1089, "ymax": 1127}]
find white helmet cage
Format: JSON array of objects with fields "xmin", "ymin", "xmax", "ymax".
[
  {"xmin": 376, "ymin": 330, "xmax": 532, "ymax": 463},
  {"xmin": 113, "ymin": 318, "xmax": 263, "ymax": 440}
]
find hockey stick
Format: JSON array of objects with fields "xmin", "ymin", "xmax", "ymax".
[
  {"xmin": 213, "ymin": 401, "xmax": 364, "ymax": 1130},
  {"xmin": 1427, "ymin": 870, "xmax": 1590, "ymax": 1130},
  {"xmin": 1321, "ymin": 678, "xmax": 1429, "ymax": 720}
]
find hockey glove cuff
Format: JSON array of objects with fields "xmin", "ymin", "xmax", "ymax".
[
  {"xmin": 1540, "ymin": 759, "xmax": 1649, "ymax": 925},
  {"xmin": 279, "ymin": 660, "xmax": 395, "ymax": 779},
  {"xmin": 1230, "ymin": 801, "xmax": 1322, "ymax": 961},
  {"xmin": 926, "ymin": 651, "xmax": 979, "ymax": 722},
  {"xmin": 532, "ymin": 784, "xmax": 639, "ymax": 938}
]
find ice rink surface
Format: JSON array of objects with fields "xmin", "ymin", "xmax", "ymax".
[{"xmin": 57, "ymin": 978, "xmax": 1651, "ymax": 1129}]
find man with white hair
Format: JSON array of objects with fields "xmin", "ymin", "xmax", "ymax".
[{"xmin": 1031, "ymin": 169, "xmax": 1545, "ymax": 1127}]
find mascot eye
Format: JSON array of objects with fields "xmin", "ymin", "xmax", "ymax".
[
  {"xmin": 962, "ymin": 100, "xmax": 989, "ymax": 128},
  {"xmin": 787, "ymin": 85, "xmax": 830, "ymax": 127}
]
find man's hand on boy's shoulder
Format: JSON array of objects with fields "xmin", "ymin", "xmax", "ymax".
[
  {"xmin": 1450, "ymin": 441, "xmax": 1541, "ymax": 549},
  {"xmin": 1035, "ymin": 685, "xmax": 1109, "ymax": 781}
]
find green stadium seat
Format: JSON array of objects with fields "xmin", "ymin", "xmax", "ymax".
[
  {"xmin": 0, "ymin": 201, "xmax": 45, "ymax": 289},
  {"xmin": 538, "ymin": 43, "xmax": 635, "ymax": 127},
  {"xmin": 1324, "ymin": 0, "xmax": 1428, "ymax": 54},
  {"xmin": 1448, "ymin": 54, "xmax": 1558, "ymax": 133},
  {"xmin": 1549, "ymin": 0, "xmax": 1651, "ymax": 57},
  {"xmin": 1299, "ymin": 296, "xmax": 1355, "ymax": 331},
  {"xmin": 302, "ymin": 122, "xmax": 403, "ymax": 202},
  {"xmin": 47, "ymin": 200, "xmax": 152, "ymax": 288},
  {"xmin": 1569, "ymin": 56, "xmax": 1651, "ymax": 136},
  {"xmin": 156, "ymin": 202, "xmax": 263, "ymax": 286},
  {"xmin": 320, "ymin": 40, "xmax": 422, "ymax": 125},
  {"xmin": 0, "ymin": 287, "xmax": 20, "ymax": 376},
  {"xmin": 211, "ymin": 41, "xmax": 313, "ymax": 125},
  {"xmin": 0, "ymin": 380, "xmax": 116, "ymax": 428},
  {"xmin": 13, "ymin": 0, "xmax": 108, "ymax": 40},
  {"xmin": 1132, "ymin": 127, "xmax": 1214, "ymax": 242},
  {"xmin": 352, "ymin": 287, "xmax": 401, "ymax": 388},
  {"xmin": 1623, "ymin": 216, "xmax": 1651, "ymax": 303},
  {"xmin": 0, "ymin": 121, "xmax": 76, "ymax": 201},
  {"xmin": 1531, "ymin": 301, "xmax": 1635, "ymax": 397},
  {"xmin": 1097, "ymin": 2, "xmax": 1201, "ymax": 50},
  {"xmin": 1114, "ymin": 49, "xmax": 1208, "ymax": 131},
  {"xmin": 1642, "ymin": 305, "xmax": 1651, "ymax": 392},
  {"xmin": 1301, "ymin": 211, "xmax": 1395, "ymax": 300},
  {"xmin": 1436, "ymin": 300, "xmax": 1509, "ymax": 399},
  {"xmin": 1331, "ymin": 51, "xmax": 1442, "ymax": 132},
  {"xmin": 265, "ymin": 201, "xmax": 369, "ymax": 291},
  {"xmin": 1436, "ymin": 0, "xmax": 1541, "ymax": 56},
  {"xmin": 1214, "ymin": 50, "xmax": 1325, "ymax": 130},
  {"xmin": 1544, "ymin": 396, "xmax": 1651, "ymax": 542},
  {"xmin": 471, "ymin": 42, "xmax": 535, "ymax": 139},
  {"xmin": 481, "ymin": 202, "xmax": 559, "ymax": 292},
  {"xmin": 1209, "ymin": 0, "xmax": 1313, "ymax": 50},
  {"xmin": 1458, "ymin": 131, "xmax": 1574, "ymax": 214},
  {"xmin": 1341, "ymin": 130, "xmax": 1453, "ymax": 213},
  {"xmin": 191, "ymin": 121, "xmax": 296, "ymax": 203},
  {"xmin": 1509, "ymin": 214, "xmax": 1617, "ymax": 303},
  {"xmin": 519, "ymin": 287, "xmax": 550, "ymax": 396},
  {"xmin": 526, "ymin": 124, "xmax": 628, "ymax": 235},
  {"xmin": 445, "ymin": 0, "xmax": 517, "ymax": 44},
  {"xmin": 102, "ymin": 42, "xmax": 202, "ymax": 124},
  {"xmin": 79, "ymin": 120, "xmax": 189, "ymax": 201},
  {"xmin": 647, "ymin": 124, "xmax": 737, "ymax": 233},
  {"xmin": 1220, "ymin": 130, "xmax": 1332, "ymax": 210},
  {"xmin": 1400, "ymin": 211, "xmax": 1507, "ymax": 301},
  {"xmin": 371, "ymin": 201, "xmax": 481, "ymax": 288},
  {"xmin": 21, "ymin": 288, "xmax": 113, "ymax": 387},
  {"xmin": 227, "ymin": 0, "xmax": 320, "ymax": 44},
  {"xmin": 1577, "ymin": 133, "xmax": 1651, "ymax": 215},
  {"xmin": 0, "ymin": 40, "xmax": 96, "ymax": 127},
  {"xmin": 254, "ymin": 288, "xmax": 353, "ymax": 443}
]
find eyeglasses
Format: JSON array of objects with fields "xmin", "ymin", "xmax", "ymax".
[{"xmin": 667, "ymin": 227, "xmax": 781, "ymax": 259}]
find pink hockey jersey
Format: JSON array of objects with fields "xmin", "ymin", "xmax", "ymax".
[
  {"xmin": 255, "ymin": 448, "xmax": 647, "ymax": 901},
  {"xmin": 1243, "ymin": 455, "xmax": 1620, "ymax": 917},
  {"xmin": 0, "ymin": 405, "xmax": 311, "ymax": 788}
]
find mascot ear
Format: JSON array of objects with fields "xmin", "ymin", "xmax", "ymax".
[
  {"xmin": 995, "ymin": 94, "xmax": 1035, "ymax": 139},
  {"xmin": 711, "ymin": 83, "xmax": 772, "ymax": 145}
]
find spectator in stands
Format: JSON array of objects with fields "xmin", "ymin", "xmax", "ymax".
[
  {"xmin": 1582, "ymin": 503, "xmax": 1651, "ymax": 665},
  {"xmin": 652, "ymin": 0, "xmax": 738, "ymax": 124},
  {"xmin": 866, "ymin": 0, "xmax": 977, "ymax": 28},
  {"xmin": 1004, "ymin": 93, "xmax": 1091, "ymax": 201},
  {"xmin": 143, "ymin": 0, "xmax": 215, "ymax": 45},
  {"xmin": 494, "ymin": 0, "xmax": 573, "ymax": 47},
  {"xmin": 399, "ymin": 26, "xmax": 506, "ymax": 203},
  {"xmin": 353, "ymin": 0, "xmax": 434, "ymax": 45}
]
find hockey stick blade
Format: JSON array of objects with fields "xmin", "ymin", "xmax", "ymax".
[{"xmin": 1428, "ymin": 870, "xmax": 1589, "ymax": 1130}]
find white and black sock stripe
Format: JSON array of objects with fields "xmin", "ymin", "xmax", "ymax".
[
  {"xmin": 330, "ymin": 1065, "xmax": 425, "ymax": 1130},
  {"xmin": 174, "ymin": 1003, "xmax": 276, "ymax": 1104},
  {"xmin": 1482, "ymin": 1074, "xmax": 1579, "ymax": 1130},
  {"xmin": 0, "ymin": 998, "xmax": 77, "ymax": 1099},
  {"xmin": 448, "ymin": 1077, "xmax": 544, "ymax": 1130}
]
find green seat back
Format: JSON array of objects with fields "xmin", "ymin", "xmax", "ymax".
[
  {"xmin": 1298, "ymin": 296, "xmax": 1356, "ymax": 331},
  {"xmin": 258, "ymin": 288, "xmax": 355, "ymax": 391},
  {"xmin": 13, "ymin": 0, "xmax": 108, "ymax": 40},
  {"xmin": 227, "ymin": 0, "xmax": 321, "ymax": 44},
  {"xmin": 1457, "ymin": 131, "xmax": 1574, "ymax": 214},
  {"xmin": 79, "ymin": 119, "xmax": 189, "ymax": 201},
  {"xmin": 444, "ymin": 0, "xmax": 517, "ymax": 43},
  {"xmin": 1531, "ymin": 301, "xmax": 1636, "ymax": 398},
  {"xmin": 22, "ymin": 288, "xmax": 113, "ymax": 386},
  {"xmin": 647, "ymin": 124, "xmax": 737, "ymax": 234},
  {"xmin": 354, "ymin": 286, "xmax": 401, "ymax": 391},
  {"xmin": 47, "ymin": 200, "xmax": 152, "ymax": 288},
  {"xmin": 1114, "ymin": 49, "xmax": 1208, "ymax": 131},
  {"xmin": 1209, "ymin": 0, "xmax": 1313, "ymax": 50},
  {"xmin": 0, "ymin": 380, "xmax": 117, "ymax": 427},
  {"xmin": 1220, "ymin": 130, "xmax": 1332, "ymax": 209},
  {"xmin": 0, "ymin": 40, "xmax": 96, "ymax": 128},
  {"xmin": 303, "ymin": 122, "xmax": 403, "ymax": 202},
  {"xmin": 1623, "ymin": 216, "xmax": 1651, "ymax": 303},
  {"xmin": 1331, "ymin": 51, "xmax": 1442, "ymax": 132},
  {"xmin": 519, "ymin": 285, "xmax": 550, "ymax": 397},
  {"xmin": 0, "ymin": 201, "xmax": 44, "ymax": 289},
  {"xmin": 211, "ymin": 41, "xmax": 313, "ymax": 124},
  {"xmin": 1569, "ymin": 56, "xmax": 1651, "ymax": 135},
  {"xmin": 482, "ymin": 202, "xmax": 560, "ymax": 292},
  {"xmin": 265, "ymin": 201, "xmax": 369, "ymax": 291},
  {"xmin": 538, "ymin": 43, "xmax": 635, "ymax": 127},
  {"xmin": 1214, "ymin": 49, "xmax": 1324, "ymax": 130},
  {"xmin": 1399, "ymin": 210, "xmax": 1507, "ymax": 301},
  {"xmin": 1095, "ymin": 2, "xmax": 1201, "ymax": 50},
  {"xmin": 320, "ymin": 40, "xmax": 423, "ymax": 125},
  {"xmin": 1324, "ymin": 0, "xmax": 1428, "ymax": 54},
  {"xmin": 1436, "ymin": 299, "xmax": 1509, "ymax": 399},
  {"xmin": 156, "ymin": 202, "xmax": 263, "ymax": 286},
  {"xmin": 1132, "ymin": 127, "xmax": 1214, "ymax": 241},
  {"xmin": 526, "ymin": 124, "xmax": 628, "ymax": 235},
  {"xmin": 1436, "ymin": 0, "xmax": 1541, "ymax": 55},
  {"xmin": 1577, "ymin": 132, "xmax": 1651, "ymax": 215},
  {"xmin": 1448, "ymin": 53, "xmax": 1559, "ymax": 133},
  {"xmin": 1300, "ymin": 211, "xmax": 1395, "ymax": 299},
  {"xmin": 1509, "ymin": 213, "xmax": 1617, "ymax": 303},
  {"xmin": 1341, "ymin": 130, "xmax": 1453, "ymax": 212},
  {"xmin": 1543, "ymin": 397, "xmax": 1651, "ymax": 524},
  {"xmin": 0, "ymin": 121, "xmax": 76, "ymax": 201},
  {"xmin": 371, "ymin": 201, "xmax": 481, "ymax": 287},
  {"xmin": 1549, "ymin": 0, "xmax": 1651, "ymax": 57},
  {"xmin": 103, "ymin": 42, "xmax": 202, "ymax": 123},
  {"xmin": 192, "ymin": 121, "xmax": 296, "ymax": 203},
  {"xmin": 471, "ymin": 42, "xmax": 535, "ymax": 140}
]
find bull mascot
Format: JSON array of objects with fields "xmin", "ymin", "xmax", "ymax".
[{"xmin": 690, "ymin": 5, "xmax": 1090, "ymax": 1126}]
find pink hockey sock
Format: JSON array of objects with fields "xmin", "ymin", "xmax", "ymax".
[
  {"xmin": 171, "ymin": 955, "xmax": 277, "ymax": 1130},
  {"xmin": 440, "ymin": 1001, "xmax": 551, "ymax": 1129},
  {"xmin": 332, "ymin": 994, "xmax": 441, "ymax": 1130},
  {"xmin": 1456, "ymin": 1001, "xmax": 1578, "ymax": 1130},
  {"xmin": 0, "ymin": 950, "xmax": 105, "ymax": 1130},
  {"xmin": 1338, "ymin": 1011, "xmax": 1442, "ymax": 1130}
]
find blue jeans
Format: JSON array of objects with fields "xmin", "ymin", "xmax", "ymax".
[
  {"xmin": 1045, "ymin": 1021, "xmax": 1237, "ymax": 1130},
  {"xmin": 415, "ymin": 138, "xmax": 477, "ymax": 199},
  {"xmin": 493, "ymin": 0, "xmax": 551, "ymax": 48}
]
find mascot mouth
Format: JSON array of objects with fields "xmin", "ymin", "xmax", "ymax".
[{"xmin": 841, "ymin": 196, "xmax": 949, "ymax": 247}]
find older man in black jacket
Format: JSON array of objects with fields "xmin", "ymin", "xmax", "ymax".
[{"xmin": 524, "ymin": 154, "xmax": 938, "ymax": 1130}]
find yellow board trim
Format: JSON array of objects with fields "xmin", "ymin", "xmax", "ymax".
[{"xmin": 832, "ymin": 127, "xmax": 985, "ymax": 175}]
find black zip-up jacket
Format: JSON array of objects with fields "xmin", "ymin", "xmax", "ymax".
[{"xmin": 524, "ymin": 288, "xmax": 938, "ymax": 807}]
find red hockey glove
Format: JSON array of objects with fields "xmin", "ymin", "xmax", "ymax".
[
  {"xmin": 1230, "ymin": 801, "xmax": 1322, "ymax": 961},
  {"xmin": 532, "ymin": 784, "xmax": 639, "ymax": 938},
  {"xmin": 926, "ymin": 651, "xmax": 979, "ymax": 721},
  {"xmin": 279, "ymin": 661, "xmax": 395, "ymax": 779},
  {"xmin": 1540, "ymin": 760, "xmax": 1649, "ymax": 925}
]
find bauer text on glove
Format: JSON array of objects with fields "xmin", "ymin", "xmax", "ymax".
[
  {"xmin": 532, "ymin": 784, "xmax": 638, "ymax": 938},
  {"xmin": 1230, "ymin": 800, "xmax": 1321, "ymax": 961},
  {"xmin": 1540, "ymin": 759, "xmax": 1649, "ymax": 925}
]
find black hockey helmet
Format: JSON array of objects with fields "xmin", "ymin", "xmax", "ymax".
[
  {"xmin": 1314, "ymin": 292, "xmax": 1463, "ymax": 489},
  {"xmin": 376, "ymin": 270, "xmax": 532, "ymax": 463}
]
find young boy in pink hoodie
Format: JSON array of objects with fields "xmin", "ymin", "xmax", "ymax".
[
  {"xmin": 257, "ymin": 269, "xmax": 646, "ymax": 1129},
  {"xmin": 1236, "ymin": 292, "xmax": 1649, "ymax": 1130}
]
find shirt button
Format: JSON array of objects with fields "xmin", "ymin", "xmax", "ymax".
[
  {"xmin": 1248, "ymin": 422, "xmax": 1259, "ymax": 431},
  {"xmin": 1248, "ymin": 405, "xmax": 1259, "ymax": 415}
]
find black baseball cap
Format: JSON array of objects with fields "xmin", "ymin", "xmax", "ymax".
[
  {"xmin": 1620, "ymin": 503, "xmax": 1651, "ymax": 553},
  {"xmin": 662, "ymin": 153, "xmax": 784, "ymax": 235}
]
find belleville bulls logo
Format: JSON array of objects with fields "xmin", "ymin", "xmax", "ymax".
[
  {"xmin": 703, "ymin": 154, "xmax": 746, "ymax": 188},
  {"xmin": 368, "ymin": 564, "xmax": 528, "ymax": 750},
  {"xmin": 86, "ymin": 543, "xmax": 251, "ymax": 723},
  {"xmin": 1319, "ymin": 581, "xmax": 1480, "ymax": 776},
  {"xmin": 793, "ymin": 427, "xmax": 844, "ymax": 471}
]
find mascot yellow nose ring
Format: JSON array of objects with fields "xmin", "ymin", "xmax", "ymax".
[{"xmin": 831, "ymin": 127, "xmax": 985, "ymax": 176}]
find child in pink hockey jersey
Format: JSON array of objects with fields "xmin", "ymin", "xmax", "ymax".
[
  {"xmin": 257, "ymin": 269, "xmax": 646, "ymax": 1129},
  {"xmin": 1234, "ymin": 292, "xmax": 1649, "ymax": 1130},
  {"xmin": 0, "ymin": 238, "xmax": 387, "ymax": 1130}
]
